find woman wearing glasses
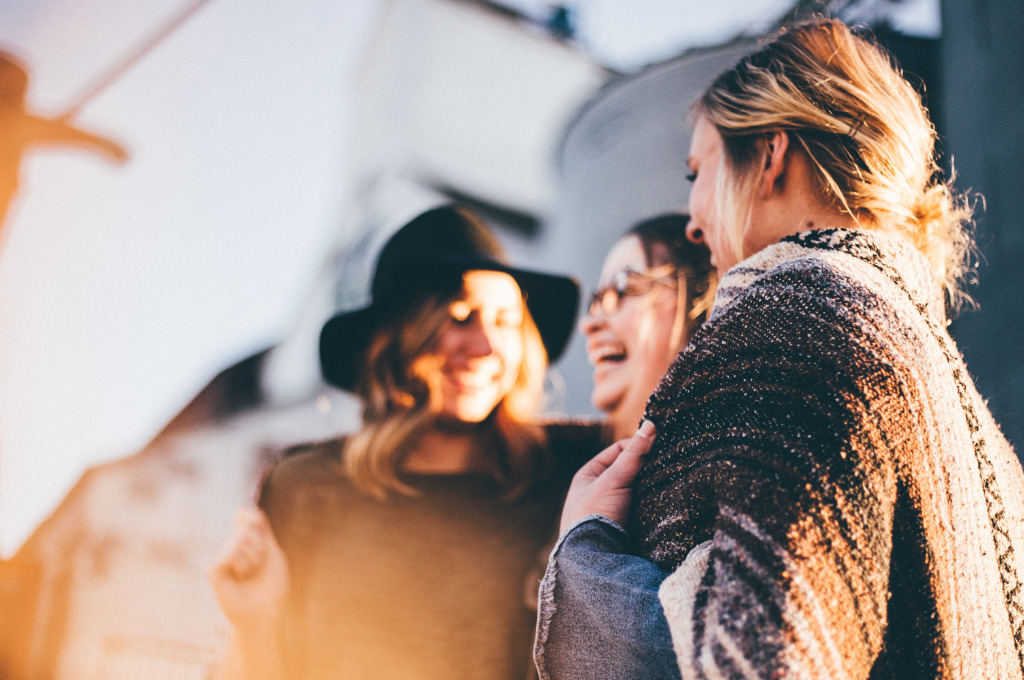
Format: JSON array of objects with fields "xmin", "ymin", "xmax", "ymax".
[{"xmin": 580, "ymin": 214, "xmax": 715, "ymax": 440}]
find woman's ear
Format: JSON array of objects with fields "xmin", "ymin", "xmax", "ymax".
[{"xmin": 759, "ymin": 130, "xmax": 790, "ymax": 199}]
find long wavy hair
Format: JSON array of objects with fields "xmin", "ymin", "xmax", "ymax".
[
  {"xmin": 341, "ymin": 284, "xmax": 548, "ymax": 500},
  {"xmin": 695, "ymin": 17, "xmax": 975, "ymax": 311}
]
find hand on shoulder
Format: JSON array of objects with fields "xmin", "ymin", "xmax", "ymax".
[
  {"xmin": 559, "ymin": 420, "xmax": 656, "ymax": 534},
  {"xmin": 208, "ymin": 508, "xmax": 289, "ymax": 632}
]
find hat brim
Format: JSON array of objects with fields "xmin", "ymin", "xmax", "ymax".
[
  {"xmin": 319, "ymin": 258, "xmax": 579, "ymax": 391},
  {"xmin": 319, "ymin": 305, "xmax": 381, "ymax": 391}
]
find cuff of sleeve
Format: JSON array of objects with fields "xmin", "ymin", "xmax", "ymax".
[
  {"xmin": 537, "ymin": 515, "xmax": 627, "ymax": 680},
  {"xmin": 535, "ymin": 515, "xmax": 681, "ymax": 680},
  {"xmin": 551, "ymin": 514, "xmax": 629, "ymax": 558}
]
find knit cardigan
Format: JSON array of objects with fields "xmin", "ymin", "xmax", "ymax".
[{"xmin": 635, "ymin": 228, "xmax": 1024, "ymax": 679}]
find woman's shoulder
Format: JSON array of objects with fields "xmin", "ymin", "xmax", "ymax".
[
  {"xmin": 279, "ymin": 437, "xmax": 346, "ymax": 471},
  {"xmin": 259, "ymin": 437, "xmax": 358, "ymax": 543},
  {"xmin": 542, "ymin": 417, "xmax": 608, "ymax": 448},
  {"xmin": 655, "ymin": 238, "xmax": 917, "ymax": 424},
  {"xmin": 725, "ymin": 228, "xmax": 935, "ymax": 315},
  {"xmin": 735, "ymin": 248, "xmax": 857, "ymax": 297},
  {"xmin": 260, "ymin": 437, "xmax": 349, "ymax": 501},
  {"xmin": 539, "ymin": 417, "xmax": 610, "ymax": 475},
  {"xmin": 707, "ymin": 244, "xmax": 898, "ymax": 348}
]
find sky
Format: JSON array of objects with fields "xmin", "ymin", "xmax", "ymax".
[{"xmin": 0, "ymin": 0, "xmax": 939, "ymax": 556}]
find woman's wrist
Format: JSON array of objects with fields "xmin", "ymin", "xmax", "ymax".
[
  {"xmin": 229, "ymin": 609, "xmax": 284, "ymax": 644},
  {"xmin": 218, "ymin": 616, "xmax": 287, "ymax": 680}
]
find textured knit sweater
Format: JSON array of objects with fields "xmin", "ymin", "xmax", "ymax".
[{"xmin": 635, "ymin": 228, "xmax": 1024, "ymax": 679}]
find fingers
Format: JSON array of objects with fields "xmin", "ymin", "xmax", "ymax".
[
  {"xmin": 231, "ymin": 509, "xmax": 274, "ymax": 578},
  {"xmin": 612, "ymin": 419, "xmax": 656, "ymax": 477},
  {"xmin": 587, "ymin": 420, "xmax": 656, "ymax": 491},
  {"xmin": 629, "ymin": 419, "xmax": 657, "ymax": 451},
  {"xmin": 560, "ymin": 420, "xmax": 657, "ymax": 532},
  {"xmin": 211, "ymin": 509, "xmax": 274, "ymax": 581},
  {"xmin": 574, "ymin": 440, "xmax": 626, "ymax": 481}
]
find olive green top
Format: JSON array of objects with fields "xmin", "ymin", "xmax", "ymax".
[{"xmin": 259, "ymin": 421, "xmax": 605, "ymax": 680}]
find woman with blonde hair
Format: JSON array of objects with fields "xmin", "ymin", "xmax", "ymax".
[
  {"xmin": 209, "ymin": 205, "xmax": 604, "ymax": 680},
  {"xmin": 536, "ymin": 18, "xmax": 1024, "ymax": 680}
]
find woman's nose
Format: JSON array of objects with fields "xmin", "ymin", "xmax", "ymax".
[
  {"xmin": 685, "ymin": 220, "xmax": 704, "ymax": 245},
  {"xmin": 463, "ymin": 321, "xmax": 495, "ymax": 358},
  {"xmin": 579, "ymin": 305, "xmax": 605, "ymax": 336}
]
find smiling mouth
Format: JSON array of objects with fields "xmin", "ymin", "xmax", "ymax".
[
  {"xmin": 445, "ymin": 371, "xmax": 500, "ymax": 391},
  {"xmin": 590, "ymin": 345, "xmax": 627, "ymax": 365}
]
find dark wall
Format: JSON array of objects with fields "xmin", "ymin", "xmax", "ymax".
[{"xmin": 941, "ymin": 0, "xmax": 1024, "ymax": 454}]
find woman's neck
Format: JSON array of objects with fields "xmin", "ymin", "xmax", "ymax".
[
  {"xmin": 401, "ymin": 424, "xmax": 485, "ymax": 474},
  {"xmin": 746, "ymin": 139, "xmax": 867, "ymax": 255}
]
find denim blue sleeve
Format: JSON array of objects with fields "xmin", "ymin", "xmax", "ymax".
[{"xmin": 533, "ymin": 515, "xmax": 681, "ymax": 680}]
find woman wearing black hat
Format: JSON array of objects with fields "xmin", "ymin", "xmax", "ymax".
[{"xmin": 208, "ymin": 205, "xmax": 604, "ymax": 680}]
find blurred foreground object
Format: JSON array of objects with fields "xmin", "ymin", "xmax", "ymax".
[{"xmin": 0, "ymin": 50, "xmax": 128, "ymax": 243}]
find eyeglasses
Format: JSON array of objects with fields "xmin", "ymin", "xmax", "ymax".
[{"xmin": 587, "ymin": 264, "xmax": 680, "ymax": 317}]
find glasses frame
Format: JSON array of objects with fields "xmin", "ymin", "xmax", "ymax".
[{"xmin": 588, "ymin": 264, "xmax": 681, "ymax": 317}]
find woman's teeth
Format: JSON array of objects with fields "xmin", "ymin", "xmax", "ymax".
[{"xmin": 592, "ymin": 346, "xmax": 627, "ymax": 363}]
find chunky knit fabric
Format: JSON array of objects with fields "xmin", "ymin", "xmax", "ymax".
[{"xmin": 635, "ymin": 228, "xmax": 1024, "ymax": 679}]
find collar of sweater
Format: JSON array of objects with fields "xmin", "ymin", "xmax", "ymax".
[{"xmin": 711, "ymin": 227, "xmax": 946, "ymax": 327}]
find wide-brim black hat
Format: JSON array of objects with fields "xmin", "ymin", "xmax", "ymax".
[{"xmin": 320, "ymin": 205, "xmax": 580, "ymax": 391}]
